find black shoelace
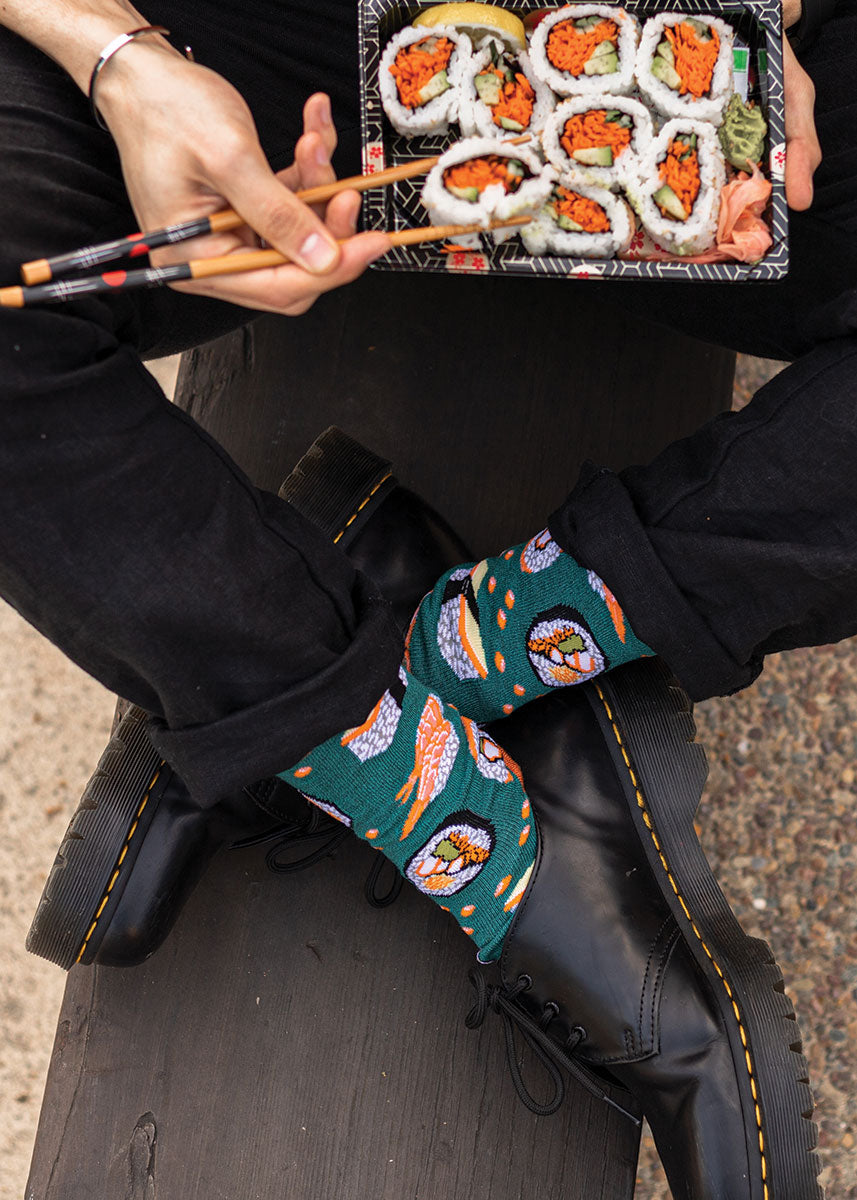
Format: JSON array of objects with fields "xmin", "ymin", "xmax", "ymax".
[
  {"xmin": 465, "ymin": 970, "xmax": 640, "ymax": 1124},
  {"xmin": 235, "ymin": 811, "xmax": 403, "ymax": 908}
]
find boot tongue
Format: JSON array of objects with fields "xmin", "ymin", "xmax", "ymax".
[{"xmin": 491, "ymin": 688, "xmax": 679, "ymax": 1064}]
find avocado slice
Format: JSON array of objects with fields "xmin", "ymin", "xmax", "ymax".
[
  {"xmin": 653, "ymin": 184, "xmax": 688, "ymax": 221},
  {"xmin": 583, "ymin": 51, "xmax": 619, "ymax": 75},
  {"xmin": 418, "ymin": 70, "xmax": 450, "ymax": 105},
  {"xmin": 474, "ymin": 72, "xmax": 502, "ymax": 106},
  {"xmin": 651, "ymin": 55, "xmax": 681, "ymax": 90},
  {"xmin": 499, "ymin": 117, "xmax": 525, "ymax": 131},
  {"xmin": 571, "ymin": 145, "xmax": 614, "ymax": 166},
  {"xmin": 556, "ymin": 213, "xmax": 584, "ymax": 232},
  {"xmin": 574, "ymin": 15, "xmax": 602, "ymax": 30},
  {"xmin": 655, "ymin": 39, "xmax": 675, "ymax": 65},
  {"xmin": 447, "ymin": 184, "xmax": 480, "ymax": 202},
  {"xmin": 588, "ymin": 38, "xmax": 617, "ymax": 59}
]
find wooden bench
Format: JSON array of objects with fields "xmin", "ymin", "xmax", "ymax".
[{"xmin": 27, "ymin": 268, "xmax": 734, "ymax": 1199}]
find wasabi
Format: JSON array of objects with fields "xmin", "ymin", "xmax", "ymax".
[{"xmin": 718, "ymin": 93, "xmax": 767, "ymax": 171}]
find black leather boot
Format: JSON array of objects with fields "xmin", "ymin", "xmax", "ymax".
[
  {"xmin": 26, "ymin": 427, "xmax": 469, "ymax": 969},
  {"xmin": 465, "ymin": 666, "xmax": 821, "ymax": 1200}
]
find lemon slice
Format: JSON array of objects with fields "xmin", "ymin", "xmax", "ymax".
[{"xmin": 413, "ymin": 3, "xmax": 527, "ymax": 51}]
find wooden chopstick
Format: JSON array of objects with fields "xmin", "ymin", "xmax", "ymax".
[
  {"xmin": 18, "ymin": 140, "xmax": 520, "ymax": 286},
  {"xmin": 2, "ymin": 216, "xmax": 532, "ymax": 308}
]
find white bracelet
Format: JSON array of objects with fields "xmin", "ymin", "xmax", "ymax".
[{"xmin": 88, "ymin": 25, "xmax": 181, "ymax": 131}]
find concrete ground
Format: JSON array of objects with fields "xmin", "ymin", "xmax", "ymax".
[{"xmin": 1, "ymin": 355, "xmax": 855, "ymax": 1199}]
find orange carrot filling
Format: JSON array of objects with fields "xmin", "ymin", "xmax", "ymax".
[
  {"xmin": 488, "ymin": 70, "xmax": 536, "ymax": 129},
  {"xmin": 560, "ymin": 110, "xmax": 632, "ymax": 159},
  {"xmin": 546, "ymin": 19, "xmax": 618, "ymax": 76},
  {"xmin": 658, "ymin": 139, "xmax": 701, "ymax": 218},
  {"xmin": 664, "ymin": 22, "xmax": 720, "ymax": 97},
  {"xmin": 551, "ymin": 186, "xmax": 610, "ymax": 233},
  {"xmin": 390, "ymin": 36, "xmax": 454, "ymax": 109},
  {"xmin": 443, "ymin": 155, "xmax": 528, "ymax": 196}
]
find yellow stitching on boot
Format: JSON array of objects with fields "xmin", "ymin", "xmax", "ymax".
[
  {"xmin": 594, "ymin": 683, "xmax": 769, "ymax": 1200},
  {"xmin": 332, "ymin": 472, "xmax": 393, "ymax": 544},
  {"xmin": 74, "ymin": 765, "xmax": 163, "ymax": 964}
]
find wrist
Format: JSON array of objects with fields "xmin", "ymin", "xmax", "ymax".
[
  {"xmin": 783, "ymin": 0, "xmax": 802, "ymax": 28},
  {"xmin": 91, "ymin": 33, "xmax": 186, "ymax": 126}
]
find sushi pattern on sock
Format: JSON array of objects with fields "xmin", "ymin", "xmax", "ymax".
[
  {"xmin": 405, "ymin": 527, "xmax": 653, "ymax": 724},
  {"xmin": 280, "ymin": 667, "xmax": 535, "ymax": 962}
]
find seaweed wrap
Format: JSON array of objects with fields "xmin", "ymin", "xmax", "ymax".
[
  {"xmin": 459, "ymin": 36, "xmax": 555, "ymax": 141},
  {"xmin": 541, "ymin": 95, "xmax": 653, "ymax": 189},
  {"xmin": 636, "ymin": 13, "xmax": 734, "ymax": 123},
  {"xmin": 380, "ymin": 24, "xmax": 471, "ymax": 136},
  {"xmin": 521, "ymin": 178, "xmax": 634, "ymax": 257},
  {"xmin": 628, "ymin": 119, "xmax": 726, "ymax": 255},
  {"xmin": 528, "ymin": 5, "xmax": 640, "ymax": 98},
  {"xmin": 420, "ymin": 136, "xmax": 555, "ymax": 246}
]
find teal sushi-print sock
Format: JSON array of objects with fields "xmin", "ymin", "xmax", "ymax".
[
  {"xmin": 280, "ymin": 667, "xmax": 535, "ymax": 962},
  {"xmin": 405, "ymin": 526, "xmax": 654, "ymax": 724}
]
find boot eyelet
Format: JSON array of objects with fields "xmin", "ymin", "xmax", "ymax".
[
  {"xmin": 567, "ymin": 1024, "xmax": 587, "ymax": 1049},
  {"xmin": 542, "ymin": 1001, "xmax": 560, "ymax": 1021},
  {"xmin": 518, "ymin": 973, "xmax": 533, "ymax": 991}
]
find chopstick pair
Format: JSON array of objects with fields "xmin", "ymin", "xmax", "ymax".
[
  {"xmin": 18, "ymin": 135, "xmax": 532, "ymax": 288},
  {"xmin": 0, "ymin": 216, "xmax": 532, "ymax": 308}
]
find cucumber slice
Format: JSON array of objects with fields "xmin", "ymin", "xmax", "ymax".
[
  {"xmin": 571, "ymin": 145, "xmax": 614, "ymax": 167},
  {"xmin": 651, "ymin": 55, "xmax": 681, "ymax": 90},
  {"xmin": 655, "ymin": 40, "xmax": 675, "ymax": 65},
  {"xmin": 474, "ymin": 72, "xmax": 502, "ymax": 106},
  {"xmin": 653, "ymin": 184, "xmax": 688, "ymax": 221},
  {"xmin": 499, "ymin": 117, "xmax": 525, "ymax": 131},
  {"xmin": 505, "ymin": 159, "xmax": 525, "ymax": 176},
  {"xmin": 556, "ymin": 213, "xmax": 584, "ymax": 232},
  {"xmin": 604, "ymin": 109, "xmax": 621, "ymax": 121},
  {"xmin": 574, "ymin": 15, "xmax": 602, "ymax": 30},
  {"xmin": 583, "ymin": 52, "xmax": 618, "ymax": 76},
  {"xmin": 418, "ymin": 69, "xmax": 450, "ymax": 105},
  {"xmin": 447, "ymin": 184, "xmax": 480, "ymax": 202}
]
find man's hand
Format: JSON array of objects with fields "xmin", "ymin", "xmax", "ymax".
[
  {"xmin": 782, "ymin": 31, "xmax": 822, "ymax": 211},
  {"xmin": 93, "ymin": 42, "xmax": 390, "ymax": 315}
]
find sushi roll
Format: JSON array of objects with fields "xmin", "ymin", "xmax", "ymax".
[
  {"xmin": 420, "ymin": 136, "xmax": 555, "ymax": 246},
  {"xmin": 528, "ymin": 5, "xmax": 640, "ymax": 98},
  {"xmin": 636, "ymin": 14, "xmax": 734, "ymax": 123},
  {"xmin": 380, "ymin": 24, "xmax": 471, "ymax": 137},
  {"xmin": 541, "ymin": 95, "xmax": 654, "ymax": 189},
  {"xmin": 458, "ymin": 36, "xmax": 554, "ymax": 141},
  {"xmin": 629, "ymin": 119, "xmax": 726, "ymax": 255},
  {"xmin": 520, "ymin": 178, "xmax": 634, "ymax": 258}
]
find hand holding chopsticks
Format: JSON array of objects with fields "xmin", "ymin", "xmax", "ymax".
[
  {"xmin": 2, "ymin": 216, "xmax": 532, "ymax": 308},
  {"xmin": 18, "ymin": 154, "xmax": 448, "ymax": 287}
]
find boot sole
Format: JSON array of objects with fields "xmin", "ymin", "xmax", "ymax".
[
  {"xmin": 26, "ymin": 706, "xmax": 169, "ymax": 969},
  {"xmin": 27, "ymin": 427, "xmax": 397, "ymax": 970},
  {"xmin": 588, "ymin": 658, "xmax": 822, "ymax": 1200}
]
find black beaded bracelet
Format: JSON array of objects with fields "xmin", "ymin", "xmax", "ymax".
[{"xmin": 787, "ymin": 0, "xmax": 838, "ymax": 51}]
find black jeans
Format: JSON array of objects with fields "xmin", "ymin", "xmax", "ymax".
[{"xmin": 0, "ymin": 2, "xmax": 855, "ymax": 804}]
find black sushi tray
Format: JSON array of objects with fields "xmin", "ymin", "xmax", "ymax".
[{"xmin": 358, "ymin": 0, "xmax": 788, "ymax": 281}]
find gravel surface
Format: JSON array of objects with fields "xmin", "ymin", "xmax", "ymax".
[{"xmin": 1, "ymin": 355, "xmax": 854, "ymax": 1199}]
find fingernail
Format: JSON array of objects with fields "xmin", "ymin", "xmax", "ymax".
[
  {"xmin": 299, "ymin": 232, "xmax": 338, "ymax": 271},
  {"xmin": 315, "ymin": 141, "xmax": 330, "ymax": 167},
  {"xmin": 319, "ymin": 94, "xmax": 332, "ymax": 125}
]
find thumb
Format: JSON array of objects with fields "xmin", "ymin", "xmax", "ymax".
[{"xmin": 226, "ymin": 150, "xmax": 341, "ymax": 273}]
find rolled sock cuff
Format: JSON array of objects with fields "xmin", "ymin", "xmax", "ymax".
[
  {"xmin": 148, "ymin": 575, "xmax": 404, "ymax": 804},
  {"xmin": 548, "ymin": 463, "xmax": 760, "ymax": 702}
]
